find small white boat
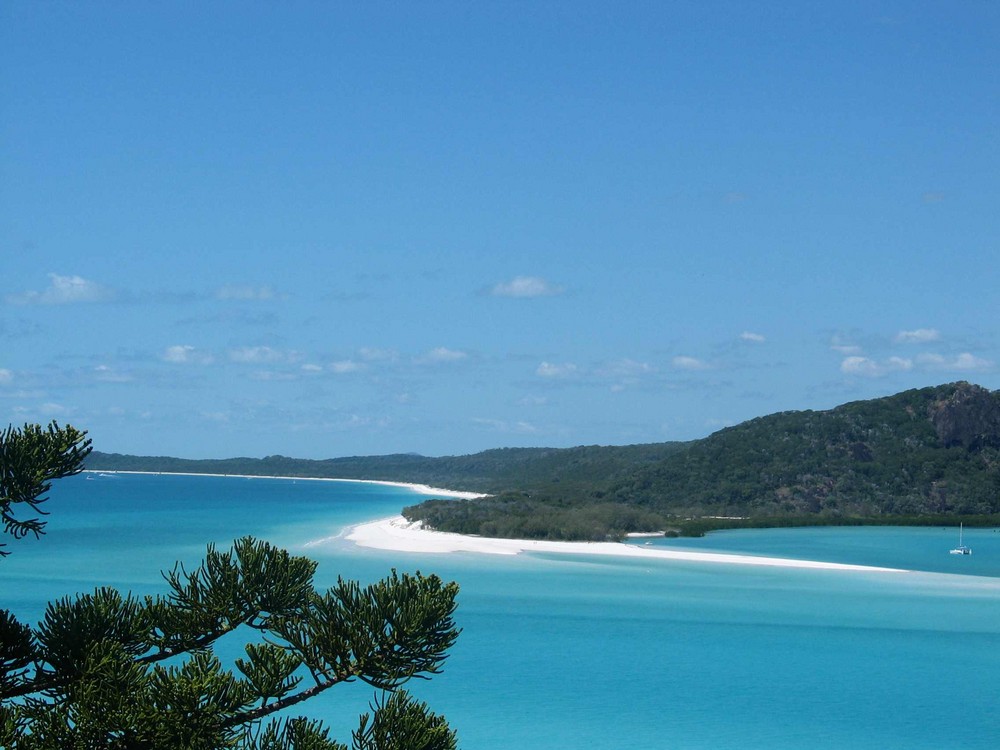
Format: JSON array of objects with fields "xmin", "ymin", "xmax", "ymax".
[{"xmin": 949, "ymin": 523, "xmax": 972, "ymax": 555}]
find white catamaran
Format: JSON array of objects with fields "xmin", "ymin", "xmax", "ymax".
[{"xmin": 949, "ymin": 522, "xmax": 972, "ymax": 556}]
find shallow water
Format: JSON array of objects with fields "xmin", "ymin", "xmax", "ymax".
[{"xmin": 4, "ymin": 473, "xmax": 999, "ymax": 749}]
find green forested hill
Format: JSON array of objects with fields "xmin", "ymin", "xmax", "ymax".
[
  {"xmin": 86, "ymin": 442, "xmax": 686, "ymax": 496},
  {"xmin": 404, "ymin": 382, "xmax": 1000, "ymax": 539},
  {"xmin": 608, "ymin": 382, "xmax": 1000, "ymax": 518},
  {"xmin": 88, "ymin": 382, "xmax": 1000, "ymax": 541}
]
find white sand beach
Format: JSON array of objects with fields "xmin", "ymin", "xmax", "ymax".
[
  {"xmin": 89, "ymin": 472, "xmax": 905, "ymax": 573},
  {"xmin": 85, "ymin": 470, "xmax": 486, "ymax": 500},
  {"xmin": 345, "ymin": 515, "xmax": 909, "ymax": 573}
]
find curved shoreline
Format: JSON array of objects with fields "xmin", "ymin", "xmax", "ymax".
[
  {"xmin": 86, "ymin": 471, "xmax": 906, "ymax": 573},
  {"xmin": 83, "ymin": 469, "xmax": 487, "ymax": 500},
  {"xmin": 344, "ymin": 515, "xmax": 909, "ymax": 573}
]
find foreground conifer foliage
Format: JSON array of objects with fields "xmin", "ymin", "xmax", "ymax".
[
  {"xmin": 1, "ymin": 421, "xmax": 92, "ymax": 555},
  {"xmin": 1, "ymin": 424, "xmax": 461, "ymax": 749}
]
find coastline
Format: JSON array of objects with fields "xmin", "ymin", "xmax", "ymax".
[
  {"xmin": 343, "ymin": 515, "xmax": 909, "ymax": 573},
  {"xmin": 83, "ymin": 469, "xmax": 487, "ymax": 500},
  {"xmin": 86, "ymin": 471, "xmax": 907, "ymax": 573}
]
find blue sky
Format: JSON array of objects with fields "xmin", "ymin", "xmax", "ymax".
[{"xmin": 2, "ymin": 1, "xmax": 997, "ymax": 459}]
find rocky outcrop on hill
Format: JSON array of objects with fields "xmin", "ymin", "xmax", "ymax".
[{"xmin": 929, "ymin": 382, "xmax": 1000, "ymax": 449}]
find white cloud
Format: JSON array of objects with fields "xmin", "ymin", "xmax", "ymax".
[
  {"xmin": 229, "ymin": 346, "xmax": 288, "ymax": 364},
  {"xmin": 490, "ymin": 276, "xmax": 564, "ymax": 298},
  {"xmin": 841, "ymin": 356, "xmax": 913, "ymax": 377},
  {"xmin": 895, "ymin": 328, "xmax": 941, "ymax": 344},
  {"xmin": 341, "ymin": 413, "xmax": 391, "ymax": 430},
  {"xmin": 829, "ymin": 334, "xmax": 863, "ymax": 355},
  {"xmin": 93, "ymin": 365, "xmax": 132, "ymax": 383},
  {"xmin": 843, "ymin": 350, "xmax": 992, "ymax": 377},
  {"xmin": 887, "ymin": 356, "xmax": 914, "ymax": 371},
  {"xmin": 672, "ymin": 355, "xmax": 710, "ymax": 371},
  {"xmin": 7, "ymin": 273, "xmax": 116, "ymax": 305},
  {"xmin": 20, "ymin": 402, "xmax": 73, "ymax": 418},
  {"xmin": 840, "ymin": 357, "xmax": 878, "ymax": 376},
  {"xmin": 163, "ymin": 345, "xmax": 214, "ymax": 364},
  {"xmin": 916, "ymin": 352, "xmax": 993, "ymax": 372},
  {"xmin": 536, "ymin": 361, "xmax": 578, "ymax": 378},
  {"xmin": 215, "ymin": 285, "xmax": 277, "ymax": 301},
  {"xmin": 0, "ymin": 369, "xmax": 12, "ymax": 385},
  {"xmin": 598, "ymin": 359, "xmax": 653, "ymax": 377},
  {"xmin": 420, "ymin": 347, "xmax": 468, "ymax": 364},
  {"xmin": 740, "ymin": 331, "xmax": 766, "ymax": 343},
  {"xmin": 330, "ymin": 360, "xmax": 364, "ymax": 374},
  {"xmin": 953, "ymin": 353, "xmax": 992, "ymax": 370},
  {"xmin": 301, "ymin": 364, "xmax": 324, "ymax": 373}
]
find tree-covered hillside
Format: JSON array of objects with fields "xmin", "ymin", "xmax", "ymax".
[
  {"xmin": 608, "ymin": 382, "xmax": 1000, "ymax": 518},
  {"xmin": 86, "ymin": 443, "xmax": 686, "ymax": 497},
  {"xmin": 404, "ymin": 382, "xmax": 1000, "ymax": 539}
]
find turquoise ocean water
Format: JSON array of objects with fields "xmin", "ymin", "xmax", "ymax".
[{"xmin": 4, "ymin": 473, "xmax": 999, "ymax": 749}]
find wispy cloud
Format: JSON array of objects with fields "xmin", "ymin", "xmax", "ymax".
[
  {"xmin": 330, "ymin": 360, "xmax": 364, "ymax": 374},
  {"xmin": 829, "ymin": 334, "xmax": 863, "ymax": 356},
  {"xmin": 517, "ymin": 395, "xmax": 548, "ymax": 406},
  {"xmin": 841, "ymin": 351, "xmax": 992, "ymax": 377},
  {"xmin": 472, "ymin": 417, "xmax": 539, "ymax": 434},
  {"xmin": 13, "ymin": 402, "xmax": 74, "ymax": 420},
  {"xmin": 6, "ymin": 273, "xmax": 116, "ymax": 305},
  {"xmin": 93, "ymin": 365, "xmax": 133, "ymax": 383},
  {"xmin": 916, "ymin": 352, "xmax": 993, "ymax": 372},
  {"xmin": 0, "ymin": 369, "xmax": 12, "ymax": 385},
  {"xmin": 840, "ymin": 356, "xmax": 913, "ymax": 377},
  {"xmin": 672, "ymin": 355, "xmax": 711, "ymax": 371},
  {"xmin": 740, "ymin": 331, "xmax": 766, "ymax": 343},
  {"xmin": 418, "ymin": 347, "xmax": 468, "ymax": 364},
  {"xmin": 162, "ymin": 345, "xmax": 214, "ymax": 364},
  {"xmin": 228, "ymin": 346, "xmax": 295, "ymax": 364},
  {"xmin": 595, "ymin": 359, "xmax": 653, "ymax": 378},
  {"xmin": 489, "ymin": 276, "xmax": 564, "ymax": 298},
  {"xmin": 895, "ymin": 328, "xmax": 941, "ymax": 344},
  {"xmin": 215, "ymin": 285, "xmax": 278, "ymax": 301},
  {"xmin": 249, "ymin": 370, "xmax": 299, "ymax": 382},
  {"xmin": 536, "ymin": 361, "xmax": 578, "ymax": 378}
]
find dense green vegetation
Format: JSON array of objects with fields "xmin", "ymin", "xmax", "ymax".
[
  {"xmin": 408, "ymin": 382, "xmax": 1000, "ymax": 538},
  {"xmin": 86, "ymin": 443, "xmax": 687, "ymax": 498},
  {"xmin": 1, "ymin": 421, "xmax": 92, "ymax": 555},
  {"xmin": 605, "ymin": 382, "xmax": 1000, "ymax": 517},
  {"xmin": 3, "ymin": 423, "xmax": 461, "ymax": 749},
  {"xmin": 87, "ymin": 382, "xmax": 1000, "ymax": 542}
]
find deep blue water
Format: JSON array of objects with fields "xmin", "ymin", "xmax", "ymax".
[{"xmin": 4, "ymin": 473, "xmax": 999, "ymax": 749}]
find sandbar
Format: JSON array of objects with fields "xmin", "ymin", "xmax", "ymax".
[
  {"xmin": 88, "ymin": 472, "xmax": 905, "ymax": 573},
  {"xmin": 344, "ymin": 515, "xmax": 908, "ymax": 573}
]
